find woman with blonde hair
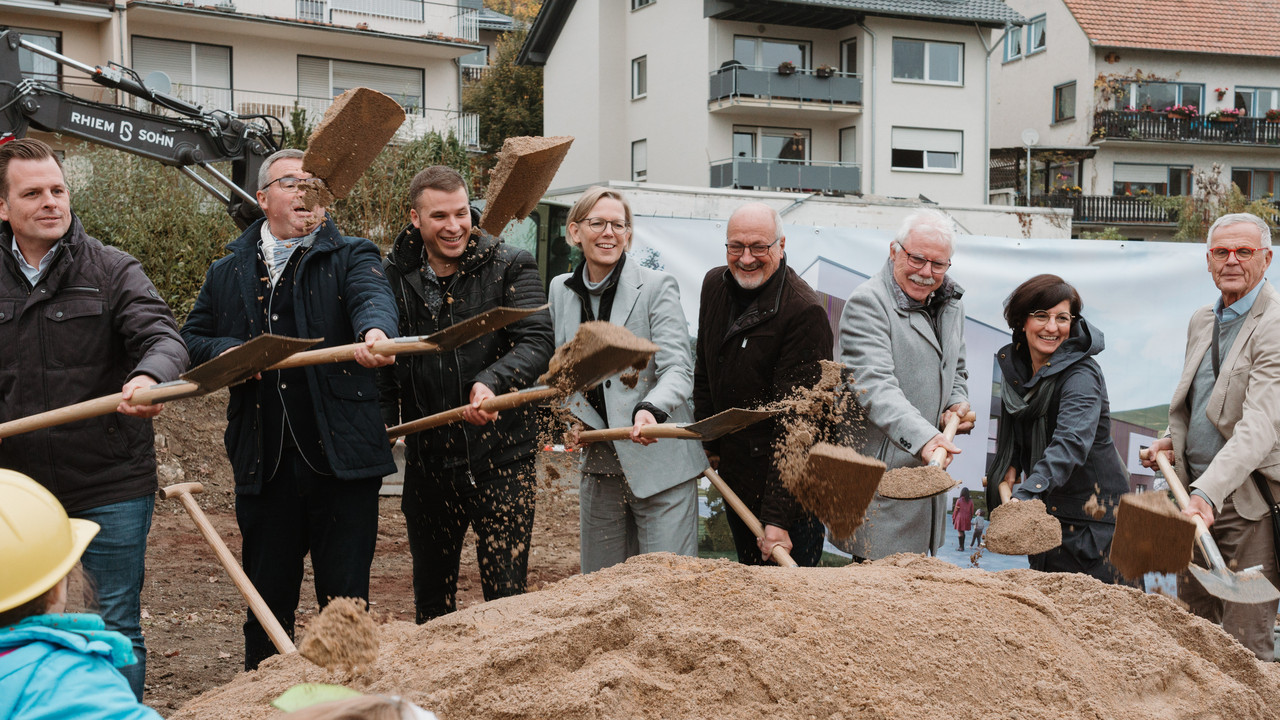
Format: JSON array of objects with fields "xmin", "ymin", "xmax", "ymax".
[{"xmin": 549, "ymin": 187, "xmax": 705, "ymax": 573}]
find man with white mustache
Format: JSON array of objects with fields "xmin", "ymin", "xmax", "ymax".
[
  {"xmin": 693, "ymin": 203, "xmax": 833, "ymax": 566},
  {"xmin": 836, "ymin": 208, "xmax": 973, "ymax": 560}
]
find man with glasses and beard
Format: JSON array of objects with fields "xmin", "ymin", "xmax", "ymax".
[
  {"xmin": 693, "ymin": 202, "xmax": 832, "ymax": 566},
  {"xmin": 1143, "ymin": 212, "xmax": 1280, "ymax": 661},
  {"xmin": 836, "ymin": 208, "xmax": 973, "ymax": 561}
]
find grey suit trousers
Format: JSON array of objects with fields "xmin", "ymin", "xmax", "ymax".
[{"xmin": 579, "ymin": 471, "xmax": 699, "ymax": 573}]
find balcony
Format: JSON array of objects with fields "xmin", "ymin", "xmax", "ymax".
[
  {"xmin": 1029, "ymin": 194, "xmax": 1175, "ymax": 224},
  {"xmin": 1092, "ymin": 110, "xmax": 1280, "ymax": 147},
  {"xmin": 710, "ymin": 157, "xmax": 861, "ymax": 194},
  {"xmin": 708, "ymin": 64, "xmax": 862, "ymax": 119},
  {"xmin": 128, "ymin": 84, "xmax": 478, "ymax": 146}
]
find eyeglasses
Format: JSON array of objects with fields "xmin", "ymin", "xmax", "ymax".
[
  {"xmin": 725, "ymin": 237, "xmax": 780, "ymax": 257},
  {"xmin": 578, "ymin": 217, "xmax": 631, "ymax": 234},
  {"xmin": 1027, "ymin": 310, "xmax": 1073, "ymax": 326},
  {"xmin": 1209, "ymin": 246, "xmax": 1268, "ymax": 262},
  {"xmin": 895, "ymin": 242, "xmax": 951, "ymax": 273},
  {"xmin": 262, "ymin": 176, "xmax": 310, "ymax": 194}
]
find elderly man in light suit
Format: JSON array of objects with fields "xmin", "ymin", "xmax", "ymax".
[
  {"xmin": 1145, "ymin": 212, "xmax": 1280, "ymax": 661},
  {"xmin": 839, "ymin": 208, "xmax": 973, "ymax": 560},
  {"xmin": 549, "ymin": 187, "xmax": 704, "ymax": 573}
]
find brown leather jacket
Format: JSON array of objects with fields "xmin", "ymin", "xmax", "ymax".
[{"xmin": 0, "ymin": 215, "xmax": 188, "ymax": 513}]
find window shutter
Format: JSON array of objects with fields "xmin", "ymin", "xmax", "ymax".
[
  {"xmin": 892, "ymin": 127, "xmax": 961, "ymax": 152},
  {"xmin": 331, "ymin": 60, "xmax": 421, "ymax": 107},
  {"xmin": 193, "ymin": 44, "xmax": 230, "ymax": 88},
  {"xmin": 1113, "ymin": 164, "xmax": 1168, "ymax": 184},
  {"xmin": 132, "ymin": 37, "xmax": 194, "ymax": 86},
  {"xmin": 297, "ymin": 56, "xmax": 331, "ymax": 99}
]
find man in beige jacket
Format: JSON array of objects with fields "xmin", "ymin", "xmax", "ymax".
[{"xmin": 1146, "ymin": 212, "xmax": 1280, "ymax": 661}]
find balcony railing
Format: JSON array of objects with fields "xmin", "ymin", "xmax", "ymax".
[
  {"xmin": 1029, "ymin": 194, "xmax": 1176, "ymax": 224},
  {"xmin": 127, "ymin": 84, "xmax": 477, "ymax": 145},
  {"xmin": 709, "ymin": 64, "xmax": 862, "ymax": 107},
  {"xmin": 709, "ymin": 157, "xmax": 861, "ymax": 194},
  {"xmin": 1093, "ymin": 110, "xmax": 1280, "ymax": 147}
]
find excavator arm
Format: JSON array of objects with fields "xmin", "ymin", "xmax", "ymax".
[{"xmin": 0, "ymin": 30, "xmax": 278, "ymax": 229}]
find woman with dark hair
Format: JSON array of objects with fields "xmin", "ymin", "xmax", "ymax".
[
  {"xmin": 986, "ymin": 274, "xmax": 1132, "ymax": 584},
  {"xmin": 952, "ymin": 487, "xmax": 974, "ymax": 551}
]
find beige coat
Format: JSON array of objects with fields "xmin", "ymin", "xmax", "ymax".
[{"xmin": 1170, "ymin": 281, "xmax": 1280, "ymax": 520}]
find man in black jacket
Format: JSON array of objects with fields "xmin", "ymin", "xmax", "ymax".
[
  {"xmin": 693, "ymin": 202, "xmax": 832, "ymax": 566},
  {"xmin": 0, "ymin": 138, "xmax": 188, "ymax": 698},
  {"xmin": 378, "ymin": 166, "xmax": 553, "ymax": 623},
  {"xmin": 181, "ymin": 148, "xmax": 398, "ymax": 670}
]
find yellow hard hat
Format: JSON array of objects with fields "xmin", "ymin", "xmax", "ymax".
[{"xmin": 0, "ymin": 469, "xmax": 99, "ymax": 613}]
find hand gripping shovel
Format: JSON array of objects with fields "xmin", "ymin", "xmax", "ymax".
[
  {"xmin": 0, "ymin": 334, "xmax": 318, "ymax": 440},
  {"xmin": 575, "ymin": 407, "xmax": 778, "ymax": 443},
  {"xmin": 268, "ymin": 305, "xmax": 545, "ymax": 371},
  {"xmin": 162, "ymin": 482, "xmax": 296, "ymax": 655},
  {"xmin": 387, "ymin": 321, "xmax": 659, "ymax": 439},
  {"xmin": 877, "ymin": 411, "xmax": 975, "ymax": 499},
  {"xmin": 702, "ymin": 466, "xmax": 798, "ymax": 568},
  {"xmin": 1146, "ymin": 450, "xmax": 1280, "ymax": 604}
]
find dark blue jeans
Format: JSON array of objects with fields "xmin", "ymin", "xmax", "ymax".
[
  {"xmin": 725, "ymin": 505, "xmax": 825, "ymax": 567},
  {"xmin": 75, "ymin": 493, "xmax": 154, "ymax": 700},
  {"xmin": 402, "ymin": 456, "xmax": 536, "ymax": 624},
  {"xmin": 235, "ymin": 449, "xmax": 381, "ymax": 670}
]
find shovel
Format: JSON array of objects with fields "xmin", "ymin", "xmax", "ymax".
[
  {"xmin": 788, "ymin": 443, "xmax": 886, "ymax": 540},
  {"xmin": 162, "ymin": 482, "xmax": 297, "ymax": 655},
  {"xmin": 1144, "ymin": 449, "xmax": 1280, "ymax": 604},
  {"xmin": 702, "ymin": 466, "xmax": 798, "ymax": 568},
  {"xmin": 0, "ymin": 334, "xmax": 318, "ymax": 440},
  {"xmin": 575, "ymin": 408, "xmax": 778, "ymax": 443},
  {"xmin": 298, "ymin": 87, "xmax": 407, "ymax": 208},
  {"xmin": 387, "ymin": 320, "xmax": 659, "ymax": 439},
  {"xmin": 268, "ymin": 305, "xmax": 546, "ymax": 371},
  {"xmin": 877, "ymin": 411, "xmax": 975, "ymax": 499},
  {"xmin": 983, "ymin": 466, "xmax": 1062, "ymax": 556}
]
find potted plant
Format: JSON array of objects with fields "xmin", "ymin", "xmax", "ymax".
[
  {"xmin": 815, "ymin": 64, "xmax": 834, "ymax": 79},
  {"xmin": 1215, "ymin": 86, "xmax": 1229, "ymax": 101},
  {"xmin": 777, "ymin": 61, "xmax": 796, "ymax": 76},
  {"xmin": 1266, "ymin": 108, "xmax": 1280, "ymax": 123},
  {"xmin": 1165, "ymin": 104, "xmax": 1197, "ymax": 119},
  {"xmin": 1207, "ymin": 107, "xmax": 1244, "ymax": 123}
]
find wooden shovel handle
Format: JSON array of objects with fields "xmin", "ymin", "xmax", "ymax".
[
  {"xmin": 160, "ymin": 483, "xmax": 296, "ymax": 655},
  {"xmin": 0, "ymin": 381, "xmax": 202, "ymax": 440},
  {"xmin": 577, "ymin": 424, "xmax": 702, "ymax": 443},
  {"xmin": 926, "ymin": 410, "xmax": 976, "ymax": 466},
  {"xmin": 702, "ymin": 467, "xmax": 798, "ymax": 568},
  {"xmin": 268, "ymin": 338, "xmax": 440, "ymax": 370},
  {"xmin": 387, "ymin": 386, "xmax": 560, "ymax": 439}
]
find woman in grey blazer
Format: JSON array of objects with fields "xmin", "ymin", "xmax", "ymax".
[{"xmin": 548, "ymin": 187, "xmax": 705, "ymax": 573}]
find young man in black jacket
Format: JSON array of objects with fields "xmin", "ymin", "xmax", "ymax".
[{"xmin": 378, "ymin": 166, "xmax": 553, "ymax": 623}]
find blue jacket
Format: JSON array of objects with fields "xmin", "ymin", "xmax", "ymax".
[
  {"xmin": 0, "ymin": 614, "xmax": 162, "ymax": 720},
  {"xmin": 181, "ymin": 216, "xmax": 399, "ymax": 492}
]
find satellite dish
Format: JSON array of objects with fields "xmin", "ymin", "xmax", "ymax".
[
  {"xmin": 1021, "ymin": 128, "xmax": 1040, "ymax": 147},
  {"xmin": 144, "ymin": 71, "xmax": 172, "ymax": 95}
]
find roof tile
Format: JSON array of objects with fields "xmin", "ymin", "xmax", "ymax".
[{"xmin": 1063, "ymin": 0, "xmax": 1280, "ymax": 57}]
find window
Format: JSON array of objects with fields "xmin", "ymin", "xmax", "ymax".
[
  {"xmin": 892, "ymin": 38, "xmax": 962, "ymax": 84},
  {"xmin": 840, "ymin": 39, "xmax": 857, "ymax": 74},
  {"xmin": 2, "ymin": 27, "xmax": 58, "ymax": 83},
  {"xmin": 631, "ymin": 139, "xmax": 647, "ymax": 181},
  {"xmin": 1003, "ymin": 26, "xmax": 1022, "ymax": 62},
  {"xmin": 839, "ymin": 127, "xmax": 856, "ymax": 163},
  {"xmin": 1112, "ymin": 164, "xmax": 1190, "ymax": 196},
  {"xmin": 1027, "ymin": 16, "xmax": 1046, "ymax": 54},
  {"xmin": 632, "ymin": 0, "xmax": 654, "ymax": 8},
  {"xmin": 733, "ymin": 36, "xmax": 809, "ymax": 69},
  {"xmin": 733, "ymin": 126, "xmax": 810, "ymax": 163},
  {"xmin": 1053, "ymin": 82, "xmax": 1076, "ymax": 122},
  {"xmin": 132, "ymin": 37, "xmax": 231, "ymax": 108},
  {"xmin": 1235, "ymin": 87, "xmax": 1280, "ymax": 117},
  {"xmin": 632, "ymin": 56, "xmax": 647, "ymax": 99},
  {"xmin": 299, "ymin": 56, "xmax": 422, "ymax": 111},
  {"xmin": 891, "ymin": 127, "xmax": 962, "ymax": 172},
  {"xmin": 1121, "ymin": 82, "xmax": 1202, "ymax": 113},
  {"xmin": 1231, "ymin": 168, "xmax": 1280, "ymax": 200}
]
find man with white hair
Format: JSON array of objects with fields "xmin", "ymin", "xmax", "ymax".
[
  {"xmin": 1144, "ymin": 212, "xmax": 1280, "ymax": 661},
  {"xmin": 838, "ymin": 208, "xmax": 972, "ymax": 559},
  {"xmin": 693, "ymin": 202, "xmax": 833, "ymax": 566}
]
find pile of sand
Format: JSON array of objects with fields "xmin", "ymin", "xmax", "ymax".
[{"xmin": 171, "ymin": 554, "xmax": 1280, "ymax": 719}]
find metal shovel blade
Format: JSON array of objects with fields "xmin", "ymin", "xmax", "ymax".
[
  {"xmin": 1187, "ymin": 564, "xmax": 1280, "ymax": 605},
  {"xmin": 683, "ymin": 408, "xmax": 779, "ymax": 441},
  {"xmin": 419, "ymin": 305, "xmax": 547, "ymax": 352},
  {"xmin": 182, "ymin": 334, "xmax": 321, "ymax": 390}
]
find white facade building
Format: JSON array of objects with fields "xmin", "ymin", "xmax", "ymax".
[{"xmin": 520, "ymin": 0, "xmax": 1026, "ymax": 207}]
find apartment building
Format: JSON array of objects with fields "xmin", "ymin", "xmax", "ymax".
[
  {"xmin": 2, "ymin": 0, "xmax": 484, "ymax": 147},
  {"xmin": 519, "ymin": 0, "xmax": 1025, "ymax": 206},
  {"xmin": 991, "ymin": 0, "xmax": 1280, "ymax": 240}
]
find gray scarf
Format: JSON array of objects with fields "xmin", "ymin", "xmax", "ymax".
[{"xmin": 986, "ymin": 373, "xmax": 1058, "ymax": 505}]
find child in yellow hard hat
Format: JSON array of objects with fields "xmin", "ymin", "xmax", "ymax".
[{"xmin": 0, "ymin": 469, "xmax": 162, "ymax": 719}]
